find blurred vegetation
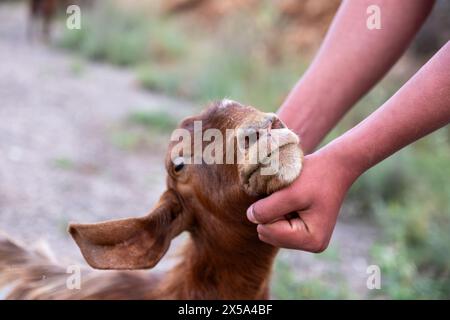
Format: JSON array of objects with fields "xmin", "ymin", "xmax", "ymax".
[
  {"xmin": 53, "ymin": 157, "xmax": 75, "ymax": 170},
  {"xmin": 272, "ymin": 259, "xmax": 351, "ymax": 299},
  {"xmin": 58, "ymin": 2, "xmax": 305, "ymax": 110},
  {"xmin": 110, "ymin": 109, "xmax": 178, "ymax": 151},
  {"xmin": 55, "ymin": 1, "xmax": 449, "ymax": 299},
  {"xmin": 128, "ymin": 110, "xmax": 178, "ymax": 133},
  {"xmin": 367, "ymin": 135, "xmax": 450, "ymax": 299}
]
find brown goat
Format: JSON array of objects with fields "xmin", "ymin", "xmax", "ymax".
[
  {"xmin": 0, "ymin": 100, "xmax": 303, "ymax": 299},
  {"xmin": 27, "ymin": 0, "xmax": 88, "ymax": 41},
  {"xmin": 28, "ymin": 0, "xmax": 58, "ymax": 40}
]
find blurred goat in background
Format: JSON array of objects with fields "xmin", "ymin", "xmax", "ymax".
[{"xmin": 28, "ymin": 0, "xmax": 57, "ymax": 40}]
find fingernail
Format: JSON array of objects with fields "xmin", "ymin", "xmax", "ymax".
[{"xmin": 247, "ymin": 205, "xmax": 258, "ymax": 223}]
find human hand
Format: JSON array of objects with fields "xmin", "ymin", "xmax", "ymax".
[
  {"xmin": 246, "ymin": 147, "xmax": 359, "ymax": 252},
  {"xmin": 251, "ymin": 6, "xmax": 449, "ymax": 254}
]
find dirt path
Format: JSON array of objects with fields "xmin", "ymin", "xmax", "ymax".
[
  {"xmin": 0, "ymin": 2, "xmax": 378, "ymax": 298},
  {"xmin": 0, "ymin": 3, "xmax": 194, "ymax": 268}
]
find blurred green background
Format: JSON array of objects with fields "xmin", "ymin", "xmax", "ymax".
[{"xmin": 2, "ymin": 0, "xmax": 449, "ymax": 299}]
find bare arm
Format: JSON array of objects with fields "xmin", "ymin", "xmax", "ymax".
[
  {"xmin": 279, "ymin": 0, "xmax": 435, "ymax": 153},
  {"xmin": 330, "ymin": 40, "xmax": 450, "ymax": 178},
  {"xmin": 249, "ymin": 42, "xmax": 450, "ymax": 252}
]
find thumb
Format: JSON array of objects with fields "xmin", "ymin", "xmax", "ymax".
[{"xmin": 247, "ymin": 189, "xmax": 299, "ymax": 224}]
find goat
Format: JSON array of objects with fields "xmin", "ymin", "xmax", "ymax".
[
  {"xmin": 27, "ymin": 0, "xmax": 58, "ymax": 41},
  {"xmin": 0, "ymin": 100, "xmax": 303, "ymax": 299},
  {"xmin": 27, "ymin": 0, "xmax": 88, "ymax": 41}
]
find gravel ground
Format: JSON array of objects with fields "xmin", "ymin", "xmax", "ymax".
[
  {"xmin": 0, "ymin": 2, "xmax": 194, "ymax": 268},
  {"xmin": 0, "ymin": 2, "xmax": 379, "ymax": 298}
]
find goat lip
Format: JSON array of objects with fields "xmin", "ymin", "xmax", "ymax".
[
  {"xmin": 254, "ymin": 129, "xmax": 299, "ymax": 167},
  {"xmin": 240, "ymin": 128, "xmax": 300, "ymax": 188},
  {"xmin": 242, "ymin": 140, "xmax": 298, "ymax": 185}
]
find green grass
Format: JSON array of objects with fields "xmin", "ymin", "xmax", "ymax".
[
  {"xmin": 57, "ymin": 2, "xmax": 305, "ymax": 110},
  {"xmin": 110, "ymin": 110, "xmax": 178, "ymax": 151},
  {"xmin": 58, "ymin": 4, "xmax": 186, "ymax": 67},
  {"xmin": 137, "ymin": 65, "xmax": 183, "ymax": 97},
  {"xmin": 110, "ymin": 131, "xmax": 141, "ymax": 150},
  {"xmin": 317, "ymin": 244, "xmax": 341, "ymax": 262},
  {"xmin": 136, "ymin": 38, "xmax": 305, "ymax": 111},
  {"xmin": 69, "ymin": 58, "xmax": 86, "ymax": 77},
  {"xmin": 272, "ymin": 259, "xmax": 350, "ymax": 299},
  {"xmin": 354, "ymin": 130, "xmax": 450, "ymax": 299},
  {"xmin": 128, "ymin": 110, "xmax": 178, "ymax": 133},
  {"xmin": 53, "ymin": 157, "xmax": 75, "ymax": 170}
]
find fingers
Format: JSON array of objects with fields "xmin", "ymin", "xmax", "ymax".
[
  {"xmin": 247, "ymin": 188, "xmax": 305, "ymax": 224},
  {"xmin": 257, "ymin": 218, "xmax": 306, "ymax": 249},
  {"xmin": 257, "ymin": 217, "xmax": 329, "ymax": 253}
]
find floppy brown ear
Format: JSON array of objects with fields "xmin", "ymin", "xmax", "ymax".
[{"xmin": 68, "ymin": 190, "xmax": 187, "ymax": 270}]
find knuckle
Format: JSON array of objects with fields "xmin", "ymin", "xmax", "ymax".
[
  {"xmin": 310, "ymin": 235, "xmax": 329, "ymax": 253},
  {"xmin": 256, "ymin": 224, "xmax": 264, "ymax": 234},
  {"xmin": 311, "ymin": 244, "xmax": 327, "ymax": 254}
]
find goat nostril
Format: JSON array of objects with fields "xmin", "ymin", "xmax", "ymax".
[
  {"xmin": 271, "ymin": 117, "xmax": 285, "ymax": 130},
  {"xmin": 241, "ymin": 129, "xmax": 261, "ymax": 149},
  {"xmin": 244, "ymin": 136, "xmax": 250, "ymax": 149}
]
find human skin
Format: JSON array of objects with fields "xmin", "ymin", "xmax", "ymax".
[
  {"xmin": 248, "ymin": 41, "xmax": 450, "ymax": 251},
  {"xmin": 246, "ymin": 0, "xmax": 450, "ymax": 251},
  {"xmin": 278, "ymin": 0, "xmax": 435, "ymax": 154}
]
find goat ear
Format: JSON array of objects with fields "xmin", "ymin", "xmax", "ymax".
[{"xmin": 68, "ymin": 190, "xmax": 186, "ymax": 270}]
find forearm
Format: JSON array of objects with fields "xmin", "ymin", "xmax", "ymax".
[
  {"xmin": 278, "ymin": 0, "xmax": 434, "ymax": 154},
  {"xmin": 327, "ymin": 41, "xmax": 450, "ymax": 179}
]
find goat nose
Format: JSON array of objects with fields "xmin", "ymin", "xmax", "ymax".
[
  {"xmin": 271, "ymin": 117, "xmax": 286, "ymax": 130},
  {"xmin": 264, "ymin": 113, "xmax": 286, "ymax": 130}
]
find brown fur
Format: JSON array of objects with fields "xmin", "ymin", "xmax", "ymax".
[
  {"xmin": 28, "ymin": 0, "xmax": 58, "ymax": 40},
  {"xmin": 0, "ymin": 100, "xmax": 302, "ymax": 299},
  {"xmin": 27, "ymin": 0, "xmax": 90, "ymax": 41}
]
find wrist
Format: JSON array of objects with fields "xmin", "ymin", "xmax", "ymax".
[
  {"xmin": 279, "ymin": 105, "xmax": 320, "ymax": 154},
  {"xmin": 317, "ymin": 137, "xmax": 367, "ymax": 187},
  {"xmin": 278, "ymin": 72, "xmax": 356, "ymax": 155},
  {"xmin": 278, "ymin": 87, "xmax": 331, "ymax": 154}
]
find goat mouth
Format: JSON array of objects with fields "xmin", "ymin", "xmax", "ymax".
[
  {"xmin": 243, "ymin": 141, "xmax": 297, "ymax": 182},
  {"xmin": 240, "ymin": 127, "xmax": 300, "ymax": 192}
]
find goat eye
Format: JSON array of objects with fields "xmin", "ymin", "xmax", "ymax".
[
  {"xmin": 173, "ymin": 157, "xmax": 185, "ymax": 173},
  {"xmin": 174, "ymin": 163, "xmax": 184, "ymax": 172}
]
